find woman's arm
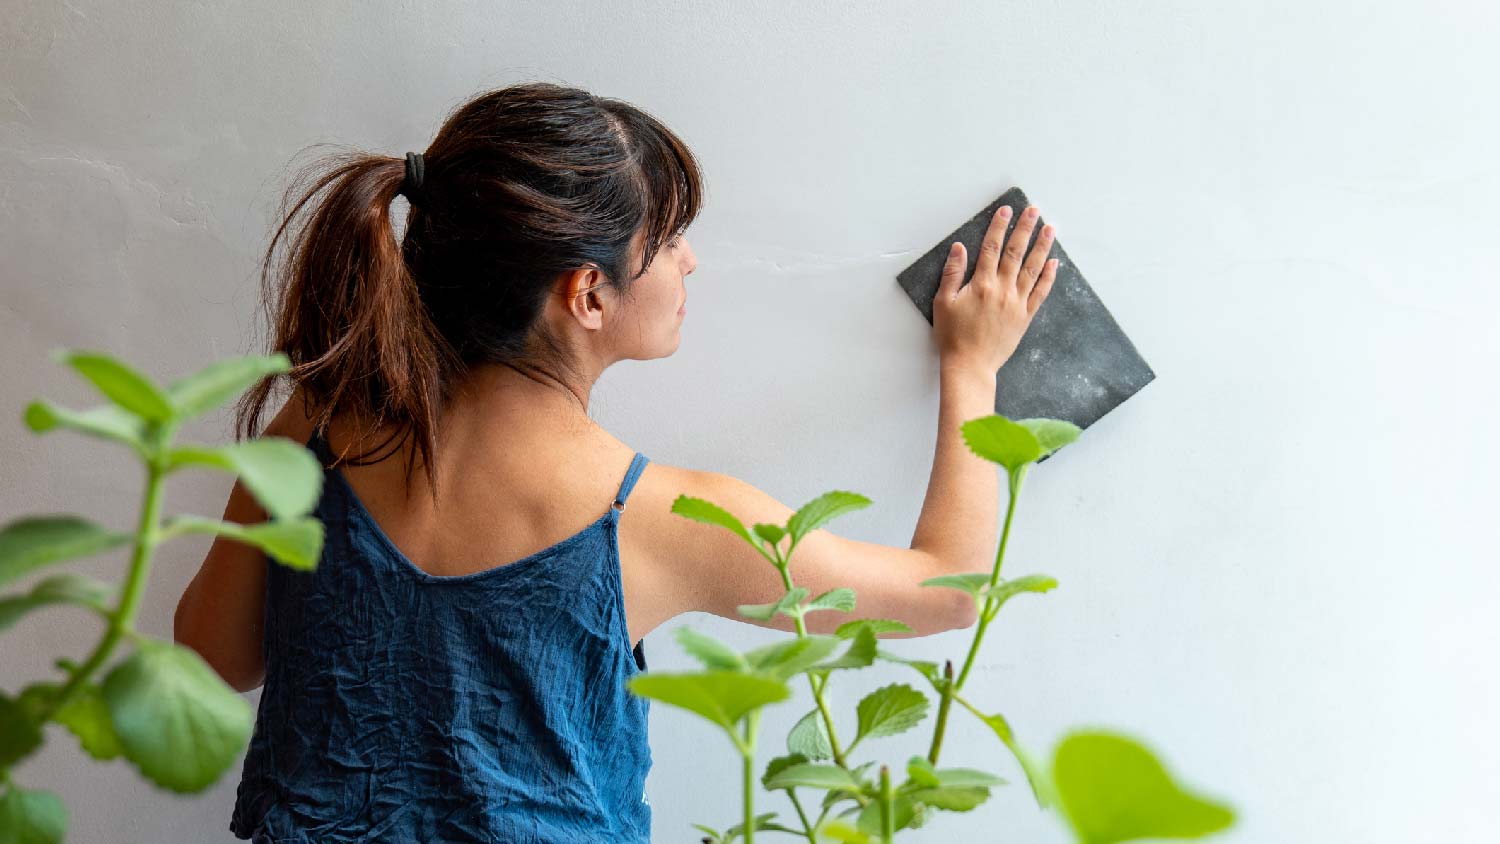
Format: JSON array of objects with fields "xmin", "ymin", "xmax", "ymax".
[{"xmin": 173, "ymin": 386, "xmax": 319, "ymax": 692}]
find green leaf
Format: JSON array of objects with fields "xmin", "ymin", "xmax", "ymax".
[
  {"xmin": 762, "ymin": 762, "xmax": 864, "ymax": 794},
  {"xmin": 806, "ymin": 587, "xmax": 856, "ymax": 614},
  {"xmin": 786, "ymin": 491, "xmax": 871, "ymax": 547},
  {"xmin": 690, "ymin": 823, "xmax": 722, "ymax": 843},
  {"xmin": 164, "ymin": 437, "xmax": 323, "ymax": 520},
  {"xmin": 855, "ymin": 684, "xmax": 929, "ymax": 743},
  {"xmin": 0, "ymin": 784, "xmax": 67, "ymax": 844},
  {"xmin": 984, "ymin": 574, "xmax": 1059, "ymax": 620},
  {"xmin": 23, "ymin": 400, "xmax": 148, "ymax": 454},
  {"xmin": 0, "ymin": 516, "xmax": 132, "ymax": 589},
  {"xmin": 0, "ymin": 693, "xmax": 44, "ymax": 769},
  {"xmin": 787, "ymin": 709, "xmax": 833, "ymax": 761},
  {"xmin": 736, "ymin": 587, "xmax": 808, "ymax": 622},
  {"xmin": 908, "ymin": 785, "xmax": 991, "ymax": 811},
  {"xmin": 1053, "ymin": 731, "xmax": 1235, "ymax": 844},
  {"xmin": 671, "ymin": 495, "xmax": 756, "ymax": 546},
  {"xmin": 875, "ymin": 649, "xmax": 941, "ymax": 686},
  {"xmin": 0, "ymin": 572, "xmax": 113, "ymax": 631},
  {"xmin": 724, "ymin": 811, "xmax": 796, "ymax": 840},
  {"xmin": 16, "ymin": 682, "xmax": 123, "ymax": 761},
  {"xmin": 905, "ymin": 755, "xmax": 941, "ymax": 788},
  {"xmin": 51, "ymin": 349, "xmax": 174, "ymax": 422},
  {"xmin": 963, "ymin": 704, "xmax": 1055, "ymax": 808},
  {"xmin": 919, "ymin": 572, "xmax": 991, "ymax": 599},
  {"xmin": 164, "ymin": 353, "xmax": 290, "ymax": 418},
  {"xmin": 1017, "ymin": 418, "xmax": 1082, "ymax": 458},
  {"xmin": 762, "ymin": 753, "xmax": 810, "ymax": 789},
  {"xmin": 163, "ymin": 515, "xmax": 323, "ymax": 571},
  {"xmin": 814, "ymin": 624, "xmax": 878, "ymax": 671},
  {"xmin": 673, "ymin": 627, "xmax": 748, "ymax": 671},
  {"xmin": 101, "ymin": 640, "xmax": 254, "ymax": 793},
  {"xmin": 814, "ymin": 819, "xmax": 871, "ymax": 844},
  {"xmin": 752, "ymin": 522, "xmax": 787, "ymax": 548},
  {"xmin": 834, "ymin": 618, "xmax": 913, "ymax": 639},
  {"xmin": 627, "ymin": 671, "xmax": 789, "ymax": 732},
  {"xmin": 856, "ymin": 794, "xmax": 918, "ymax": 836},
  {"xmin": 960, "ymin": 415, "xmax": 1042, "ymax": 471},
  {"xmin": 743, "ymin": 635, "xmax": 841, "ymax": 681}
]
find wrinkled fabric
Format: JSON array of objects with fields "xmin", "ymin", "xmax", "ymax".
[{"xmin": 230, "ymin": 429, "xmax": 652, "ymax": 843}]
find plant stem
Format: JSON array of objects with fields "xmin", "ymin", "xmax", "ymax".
[
  {"xmin": 787, "ymin": 790, "xmax": 817, "ymax": 844},
  {"xmin": 775, "ymin": 554, "xmax": 848, "ymax": 768},
  {"xmin": 879, "ymin": 765, "xmax": 894, "ymax": 843},
  {"xmin": 926, "ymin": 661, "xmax": 956, "ymax": 765},
  {"xmin": 953, "ymin": 468, "xmax": 1025, "ymax": 692},
  {"xmin": 37, "ymin": 451, "xmax": 167, "ymax": 724},
  {"xmin": 742, "ymin": 709, "xmax": 760, "ymax": 844}
]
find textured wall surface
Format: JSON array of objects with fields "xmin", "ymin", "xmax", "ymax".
[{"xmin": 2, "ymin": 2, "xmax": 1495, "ymax": 842}]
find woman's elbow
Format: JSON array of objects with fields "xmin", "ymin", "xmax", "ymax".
[{"xmin": 174, "ymin": 604, "xmax": 264, "ymax": 693}]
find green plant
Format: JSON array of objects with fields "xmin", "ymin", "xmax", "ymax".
[
  {"xmin": 631, "ymin": 416, "xmax": 1236, "ymax": 844},
  {"xmin": 0, "ymin": 350, "xmax": 324, "ymax": 843}
]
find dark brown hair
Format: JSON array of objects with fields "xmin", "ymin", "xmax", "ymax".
[{"xmin": 234, "ymin": 81, "xmax": 704, "ymax": 500}]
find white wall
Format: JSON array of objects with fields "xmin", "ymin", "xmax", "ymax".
[{"xmin": 3, "ymin": 2, "xmax": 1495, "ymax": 842}]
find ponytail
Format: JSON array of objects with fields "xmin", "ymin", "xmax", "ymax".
[{"xmin": 235, "ymin": 146, "xmax": 462, "ymax": 502}]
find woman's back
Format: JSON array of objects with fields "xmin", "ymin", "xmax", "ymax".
[{"xmin": 230, "ymin": 426, "xmax": 652, "ymax": 843}]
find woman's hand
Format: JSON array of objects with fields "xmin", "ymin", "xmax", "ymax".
[{"xmin": 933, "ymin": 203, "xmax": 1058, "ymax": 374}]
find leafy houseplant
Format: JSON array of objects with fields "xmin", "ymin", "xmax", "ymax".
[
  {"xmin": 0, "ymin": 350, "xmax": 324, "ymax": 843},
  {"xmin": 630, "ymin": 416, "xmax": 1237, "ymax": 844}
]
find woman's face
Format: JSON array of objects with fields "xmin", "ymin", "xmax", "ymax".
[{"xmin": 612, "ymin": 224, "xmax": 697, "ymax": 361}]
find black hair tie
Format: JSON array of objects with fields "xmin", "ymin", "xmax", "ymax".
[{"xmin": 400, "ymin": 151, "xmax": 425, "ymax": 205}]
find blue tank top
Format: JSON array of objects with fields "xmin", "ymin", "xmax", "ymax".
[{"xmin": 230, "ymin": 428, "xmax": 653, "ymax": 843}]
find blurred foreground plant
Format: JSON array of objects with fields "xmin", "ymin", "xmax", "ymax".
[
  {"xmin": 0, "ymin": 350, "xmax": 324, "ymax": 843},
  {"xmin": 631, "ymin": 416, "xmax": 1235, "ymax": 844}
]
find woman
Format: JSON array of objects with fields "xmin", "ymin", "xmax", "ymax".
[{"xmin": 175, "ymin": 81, "xmax": 1058, "ymax": 843}]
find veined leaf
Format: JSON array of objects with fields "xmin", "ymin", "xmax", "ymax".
[
  {"xmin": 763, "ymin": 762, "xmax": 864, "ymax": 794},
  {"xmin": 1053, "ymin": 731, "xmax": 1235, "ymax": 844},
  {"xmin": 0, "ymin": 784, "xmax": 67, "ymax": 844},
  {"xmin": 762, "ymin": 753, "xmax": 810, "ymax": 788},
  {"xmin": 752, "ymin": 522, "xmax": 787, "ymax": 548},
  {"xmin": 960, "ymin": 415, "xmax": 1042, "ymax": 471},
  {"xmin": 163, "ymin": 515, "xmax": 323, "ymax": 571},
  {"xmin": 23, "ymin": 400, "xmax": 148, "ymax": 455},
  {"xmin": 673, "ymin": 627, "xmax": 747, "ymax": 671},
  {"xmin": 744, "ymin": 634, "xmax": 841, "ymax": 681},
  {"xmin": 786, "ymin": 491, "xmax": 871, "ymax": 547},
  {"xmin": 17, "ymin": 681, "xmax": 123, "ymax": 760},
  {"xmin": 787, "ymin": 709, "xmax": 833, "ymax": 761},
  {"xmin": 0, "ymin": 572, "xmax": 113, "ymax": 631},
  {"xmin": 815, "ymin": 624, "xmax": 878, "ymax": 671},
  {"xmin": 0, "ymin": 692, "xmax": 44, "ymax": 769},
  {"xmin": 919, "ymin": 572, "xmax": 991, "ymax": 599},
  {"xmin": 164, "ymin": 437, "xmax": 323, "ymax": 521},
  {"xmin": 51, "ymin": 349, "xmax": 174, "ymax": 422},
  {"xmin": 855, "ymin": 684, "xmax": 929, "ymax": 743},
  {"xmin": 856, "ymin": 793, "xmax": 918, "ymax": 836},
  {"xmin": 671, "ymin": 495, "xmax": 755, "ymax": 546},
  {"xmin": 806, "ymin": 587, "xmax": 856, "ymax": 614},
  {"xmin": 165, "ymin": 353, "xmax": 290, "ymax": 418},
  {"xmin": 908, "ymin": 785, "xmax": 991, "ymax": 811},
  {"xmin": 737, "ymin": 587, "xmax": 808, "ymax": 622},
  {"xmin": 102, "ymin": 640, "xmax": 254, "ymax": 793},
  {"xmin": 0, "ymin": 516, "xmax": 132, "ymax": 589},
  {"xmin": 834, "ymin": 618, "xmax": 913, "ymax": 639},
  {"xmin": 627, "ymin": 670, "xmax": 789, "ymax": 732},
  {"xmin": 1017, "ymin": 418, "xmax": 1081, "ymax": 458}
]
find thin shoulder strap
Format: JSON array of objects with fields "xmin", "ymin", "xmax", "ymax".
[{"xmin": 612, "ymin": 452, "xmax": 650, "ymax": 512}]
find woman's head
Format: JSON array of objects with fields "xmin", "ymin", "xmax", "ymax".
[{"xmin": 235, "ymin": 81, "xmax": 704, "ymax": 495}]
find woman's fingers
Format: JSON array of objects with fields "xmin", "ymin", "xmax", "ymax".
[
  {"xmin": 1017, "ymin": 223, "xmax": 1055, "ymax": 300},
  {"xmin": 1028, "ymin": 257, "xmax": 1059, "ymax": 315},
  {"xmin": 998, "ymin": 205, "xmax": 1040, "ymax": 291},
  {"xmin": 976, "ymin": 205, "xmax": 1012, "ymax": 290}
]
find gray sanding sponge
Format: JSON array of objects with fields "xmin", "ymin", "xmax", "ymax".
[{"xmin": 896, "ymin": 186, "xmax": 1155, "ymax": 438}]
